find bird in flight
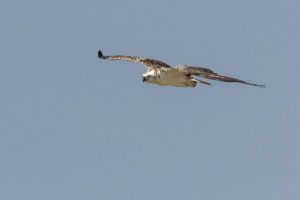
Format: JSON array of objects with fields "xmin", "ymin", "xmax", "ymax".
[{"xmin": 98, "ymin": 50, "xmax": 265, "ymax": 88}]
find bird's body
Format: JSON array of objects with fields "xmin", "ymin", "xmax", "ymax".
[
  {"xmin": 145, "ymin": 68, "xmax": 197, "ymax": 87},
  {"xmin": 98, "ymin": 50, "xmax": 265, "ymax": 88}
]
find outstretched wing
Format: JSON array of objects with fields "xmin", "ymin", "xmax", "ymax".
[
  {"xmin": 98, "ymin": 50, "xmax": 171, "ymax": 70},
  {"xmin": 175, "ymin": 65, "xmax": 265, "ymax": 87}
]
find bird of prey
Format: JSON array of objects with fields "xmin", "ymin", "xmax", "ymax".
[{"xmin": 98, "ymin": 50, "xmax": 265, "ymax": 88}]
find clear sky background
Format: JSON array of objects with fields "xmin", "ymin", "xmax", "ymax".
[{"xmin": 1, "ymin": 0, "xmax": 300, "ymax": 199}]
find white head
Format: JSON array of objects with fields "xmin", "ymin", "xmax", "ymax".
[{"xmin": 142, "ymin": 71, "xmax": 157, "ymax": 83}]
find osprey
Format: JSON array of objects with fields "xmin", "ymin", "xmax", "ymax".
[{"xmin": 98, "ymin": 50, "xmax": 265, "ymax": 88}]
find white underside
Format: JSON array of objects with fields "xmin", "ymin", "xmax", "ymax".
[{"xmin": 147, "ymin": 69, "xmax": 194, "ymax": 87}]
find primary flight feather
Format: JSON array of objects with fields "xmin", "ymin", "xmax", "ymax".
[{"xmin": 98, "ymin": 50, "xmax": 265, "ymax": 88}]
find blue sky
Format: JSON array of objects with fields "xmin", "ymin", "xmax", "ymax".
[{"xmin": 1, "ymin": 0, "xmax": 300, "ymax": 199}]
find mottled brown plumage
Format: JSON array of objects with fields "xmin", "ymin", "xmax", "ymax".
[
  {"xmin": 100, "ymin": 55, "xmax": 171, "ymax": 70},
  {"xmin": 98, "ymin": 50, "xmax": 265, "ymax": 88},
  {"xmin": 175, "ymin": 65, "xmax": 264, "ymax": 87}
]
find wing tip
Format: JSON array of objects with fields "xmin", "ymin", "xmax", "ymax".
[
  {"xmin": 257, "ymin": 84, "xmax": 266, "ymax": 88},
  {"xmin": 98, "ymin": 50, "xmax": 104, "ymax": 59},
  {"xmin": 247, "ymin": 83, "xmax": 266, "ymax": 88}
]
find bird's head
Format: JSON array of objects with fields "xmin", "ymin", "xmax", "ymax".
[{"xmin": 142, "ymin": 73, "xmax": 156, "ymax": 83}]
